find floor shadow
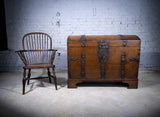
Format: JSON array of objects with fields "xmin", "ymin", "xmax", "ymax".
[
  {"xmin": 35, "ymin": 77, "xmax": 67, "ymax": 87},
  {"xmin": 0, "ymin": 87, "xmax": 21, "ymax": 94},
  {"xmin": 77, "ymin": 82, "xmax": 129, "ymax": 88},
  {"xmin": 24, "ymin": 77, "xmax": 67, "ymax": 94},
  {"xmin": 0, "ymin": 101, "xmax": 28, "ymax": 117}
]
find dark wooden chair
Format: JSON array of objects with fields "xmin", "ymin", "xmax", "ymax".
[{"xmin": 15, "ymin": 32, "xmax": 57, "ymax": 95}]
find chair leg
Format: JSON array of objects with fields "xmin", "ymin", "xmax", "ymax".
[
  {"xmin": 47, "ymin": 68, "xmax": 51, "ymax": 83},
  {"xmin": 27, "ymin": 69, "xmax": 31, "ymax": 85},
  {"xmin": 52, "ymin": 67, "xmax": 57, "ymax": 90},
  {"xmin": 22, "ymin": 68, "xmax": 26, "ymax": 95}
]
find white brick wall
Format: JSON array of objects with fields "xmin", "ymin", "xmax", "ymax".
[{"xmin": 0, "ymin": 0, "xmax": 160, "ymax": 70}]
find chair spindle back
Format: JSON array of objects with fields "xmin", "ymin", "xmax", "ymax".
[
  {"xmin": 22, "ymin": 32, "xmax": 52, "ymax": 50},
  {"xmin": 20, "ymin": 32, "xmax": 56, "ymax": 65}
]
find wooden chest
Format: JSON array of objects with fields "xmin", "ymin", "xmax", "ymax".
[{"xmin": 67, "ymin": 35, "xmax": 141, "ymax": 89}]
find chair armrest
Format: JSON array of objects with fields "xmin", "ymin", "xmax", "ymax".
[
  {"xmin": 15, "ymin": 49, "xmax": 57, "ymax": 52},
  {"xmin": 15, "ymin": 49, "xmax": 57, "ymax": 65},
  {"xmin": 15, "ymin": 50, "xmax": 24, "ymax": 52},
  {"xmin": 15, "ymin": 50, "xmax": 27, "ymax": 65}
]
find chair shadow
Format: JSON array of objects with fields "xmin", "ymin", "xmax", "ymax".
[{"xmin": 25, "ymin": 77, "xmax": 67, "ymax": 94}]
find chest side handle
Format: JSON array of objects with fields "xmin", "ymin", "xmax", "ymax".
[
  {"xmin": 68, "ymin": 57, "xmax": 78, "ymax": 61},
  {"xmin": 129, "ymin": 57, "xmax": 139, "ymax": 62}
]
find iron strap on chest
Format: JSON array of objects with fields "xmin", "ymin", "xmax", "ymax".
[
  {"xmin": 119, "ymin": 35, "xmax": 127, "ymax": 47},
  {"xmin": 81, "ymin": 35, "xmax": 86, "ymax": 47},
  {"xmin": 119, "ymin": 34, "xmax": 127, "ymax": 79},
  {"xmin": 121, "ymin": 52, "xmax": 126, "ymax": 79}
]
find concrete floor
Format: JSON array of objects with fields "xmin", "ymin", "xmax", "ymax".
[{"xmin": 0, "ymin": 70, "xmax": 160, "ymax": 117}]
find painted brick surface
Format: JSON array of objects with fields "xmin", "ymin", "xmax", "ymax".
[{"xmin": 0, "ymin": 0, "xmax": 160, "ymax": 70}]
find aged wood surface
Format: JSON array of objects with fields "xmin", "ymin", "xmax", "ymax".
[{"xmin": 68, "ymin": 35, "xmax": 140, "ymax": 89}]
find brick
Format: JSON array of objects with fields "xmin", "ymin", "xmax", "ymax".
[{"xmin": 1, "ymin": 0, "xmax": 159, "ymax": 70}]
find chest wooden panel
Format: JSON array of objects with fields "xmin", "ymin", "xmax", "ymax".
[{"xmin": 67, "ymin": 35, "xmax": 141, "ymax": 89}]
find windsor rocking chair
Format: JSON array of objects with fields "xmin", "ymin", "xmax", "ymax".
[{"xmin": 15, "ymin": 32, "xmax": 57, "ymax": 95}]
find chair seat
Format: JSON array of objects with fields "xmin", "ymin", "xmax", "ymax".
[{"xmin": 23, "ymin": 63, "xmax": 55, "ymax": 69}]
